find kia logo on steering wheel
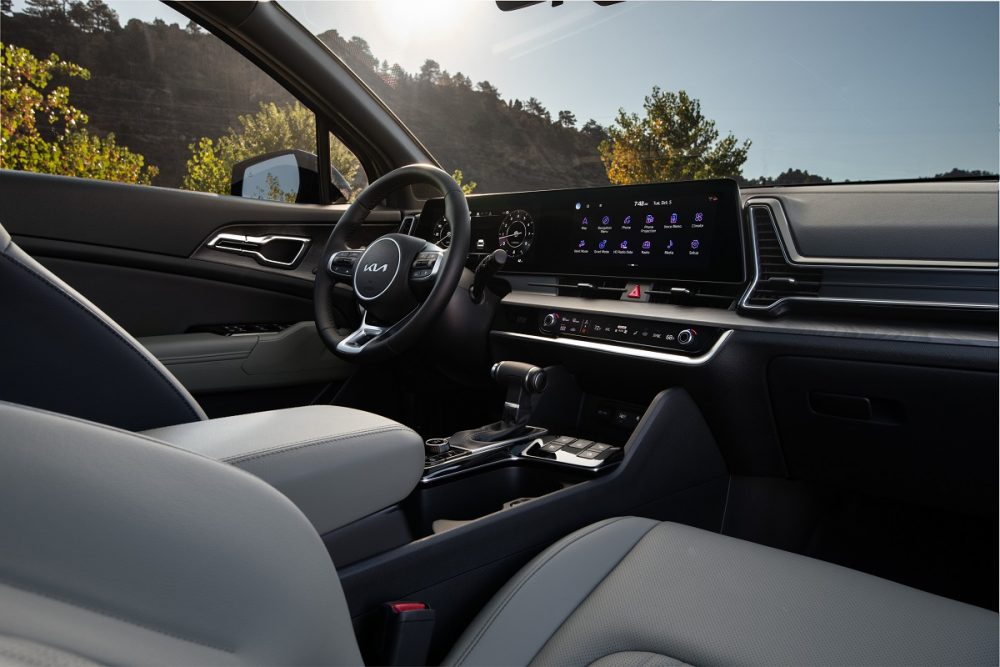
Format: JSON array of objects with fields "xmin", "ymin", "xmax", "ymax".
[{"xmin": 363, "ymin": 263, "xmax": 389, "ymax": 272}]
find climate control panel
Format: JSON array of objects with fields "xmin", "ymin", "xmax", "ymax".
[{"xmin": 498, "ymin": 306, "xmax": 726, "ymax": 356}]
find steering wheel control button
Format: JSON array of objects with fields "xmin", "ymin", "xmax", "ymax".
[{"xmin": 328, "ymin": 250, "xmax": 363, "ymax": 279}]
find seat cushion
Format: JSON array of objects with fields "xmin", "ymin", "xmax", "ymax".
[{"xmin": 446, "ymin": 517, "xmax": 998, "ymax": 666}]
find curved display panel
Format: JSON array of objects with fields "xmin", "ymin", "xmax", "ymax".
[{"xmin": 419, "ymin": 179, "xmax": 745, "ymax": 283}]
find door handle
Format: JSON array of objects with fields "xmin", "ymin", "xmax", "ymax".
[{"xmin": 207, "ymin": 233, "xmax": 310, "ymax": 268}]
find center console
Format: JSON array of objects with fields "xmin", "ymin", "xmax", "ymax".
[{"xmin": 421, "ymin": 361, "xmax": 623, "ymax": 481}]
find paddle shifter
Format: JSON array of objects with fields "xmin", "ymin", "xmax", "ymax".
[{"xmin": 492, "ymin": 361, "xmax": 547, "ymax": 430}]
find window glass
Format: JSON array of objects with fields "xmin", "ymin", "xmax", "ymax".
[
  {"xmin": 0, "ymin": 0, "xmax": 366, "ymax": 202},
  {"xmin": 283, "ymin": 1, "xmax": 999, "ymax": 192}
]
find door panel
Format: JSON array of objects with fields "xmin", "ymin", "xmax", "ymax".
[{"xmin": 1, "ymin": 170, "xmax": 400, "ymax": 415}]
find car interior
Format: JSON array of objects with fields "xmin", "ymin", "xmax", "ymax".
[{"xmin": 0, "ymin": 1, "xmax": 997, "ymax": 666}]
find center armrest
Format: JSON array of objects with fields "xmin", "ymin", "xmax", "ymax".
[{"xmin": 144, "ymin": 405, "xmax": 424, "ymax": 536}]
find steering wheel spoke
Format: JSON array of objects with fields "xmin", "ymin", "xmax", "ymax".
[
  {"xmin": 335, "ymin": 309, "xmax": 416, "ymax": 357},
  {"xmin": 408, "ymin": 246, "xmax": 445, "ymax": 284},
  {"xmin": 327, "ymin": 249, "xmax": 363, "ymax": 283}
]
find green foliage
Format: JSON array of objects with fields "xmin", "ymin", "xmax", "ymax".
[
  {"xmin": 182, "ymin": 101, "xmax": 361, "ymax": 197},
  {"xmin": 451, "ymin": 169, "xmax": 476, "ymax": 195},
  {"xmin": 599, "ymin": 88, "xmax": 750, "ymax": 184},
  {"xmin": 0, "ymin": 42, "xmax": 157, "ymax": 184}
]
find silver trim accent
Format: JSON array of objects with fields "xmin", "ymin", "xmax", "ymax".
[
  {"xmin": 740, "ymin": 204, "xmax": 999, "ymax": 313},
  {"xmin": 746, "ymin": 197, "xmax": 998, "ymax": 270},
  {"xmin": 493, "ymin": 329, "xmax": 734, "ymax": 366},
  {"xmin": 335, "ymin": 312, "xmax": 386, "ymax": 355},
  {"xmin": 354, "ymin": 237, "xmax": 402, "ymax": 301},
  {"xmin": 207, "ymin": 233, "xmax": 310, "ymax": 268}
]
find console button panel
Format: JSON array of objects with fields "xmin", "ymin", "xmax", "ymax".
[
  {"xmin": 499, "ymin": 306, "xmax": 725, "ymax": 355},
  {"xmin": 524, "ymin": 436, "xmax": 622, "ymax": 469}
]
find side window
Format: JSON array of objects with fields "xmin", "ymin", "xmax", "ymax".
[{"xmin": 0, "ymin": 0, "xmax": 366, "ymax": 203}]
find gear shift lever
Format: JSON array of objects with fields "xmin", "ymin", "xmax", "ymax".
[
  {"xmin": 436, "ymin": 361, "xmax": 548, "ymax": 454},
  {"xmin": 491, "ymin": 361, "xmax": 547, "ymax": 428}
]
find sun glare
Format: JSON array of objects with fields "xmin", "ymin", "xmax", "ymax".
[{"xmin": 373, "ymin": 0, "xmax": 467, "ymax": 47}]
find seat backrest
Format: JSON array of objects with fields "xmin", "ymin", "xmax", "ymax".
[
  {"xmin": 0, "ymin": 222, "xmax": 205, "ymax": 430},
  {"xmin": 0, "ymin": 400, "xmax": 363, "ymax": 666}
]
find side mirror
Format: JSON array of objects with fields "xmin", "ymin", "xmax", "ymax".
[{"xmin": 230, "ymin": 149, "xmax": 352, "ymax": 204}]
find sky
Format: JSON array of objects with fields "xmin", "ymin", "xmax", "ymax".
[{"xmin": 41, "ymin": 0, "xmax": 1000, "ymax": 181}]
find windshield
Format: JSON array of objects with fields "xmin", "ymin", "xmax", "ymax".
[{"xmin": 283, "ymin": 0, "xmax": 999, "ymax": 193}]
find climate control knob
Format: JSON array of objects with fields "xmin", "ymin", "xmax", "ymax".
[
  {"xmin": 677, "ymin": 328, "xmax": 696, "ymax": 346},
  {"xmin": 541, "ymin": 312, "xmax": 560, "ymax": 332}
]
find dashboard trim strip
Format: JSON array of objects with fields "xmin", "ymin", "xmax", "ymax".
[
  {"xmin": 740, "ymin": 204, "xmax": 999, "ymax": 313},
  {"xmin": 745, "ymin": 197, "xmax": 999, "ymax": 271},
  {"xmin": 492, "ymin": 329, "xmax": 734, "ymax": 366}
]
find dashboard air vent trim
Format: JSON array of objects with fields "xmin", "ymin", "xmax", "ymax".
[
  {"xmin": 747, "ymin": 197, "xmax": 998, "ymax": 270},
  {"xmin": 740, "ymin": 203, "xmax": 999, "ymax": 314}
]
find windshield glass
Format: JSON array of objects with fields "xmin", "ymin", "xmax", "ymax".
[{"xmin": 284, "ymin": 0, "xmax": 999, "ymax": 193}]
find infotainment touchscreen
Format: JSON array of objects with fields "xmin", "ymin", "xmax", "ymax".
[{"xmin": 420, "ymin": 179, "xmax": 744, "ymax": 283}]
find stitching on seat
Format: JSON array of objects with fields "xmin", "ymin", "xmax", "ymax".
[
  {"xmin": 453, "ymin": 517, "xmax": 658, "ymax": 666},
  {"xmin": 222, "ymin": 425, "xmax": 407, "ymax": 464},
  {"xmin": 0, "ymin": 576, "xmax": 234, "ymax": 654},
  {"xmin": 1, "ymin": 251, "xmax": 202, "ymax": 423}
]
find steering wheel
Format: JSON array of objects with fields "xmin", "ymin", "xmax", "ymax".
[{"xmin": 314, "ymin": 164, "xmax": 471, "ymax": 362}]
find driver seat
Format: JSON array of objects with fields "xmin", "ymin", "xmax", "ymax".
[{"xmin": 0, "ymin": 221, "xmax": 206, "ymax": 431}]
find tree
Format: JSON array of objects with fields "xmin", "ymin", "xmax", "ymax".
[
  {"xmin": 741, "ymin": 168, "xmax": 832, "ymax": 187},
  {"xmin": 22, "ymin": 0, "xmax": 64, "ymax": 18},
  {"xmin": 557, "ymin": 110, "xmax": 577, "ymax": 128},
  {"xmin": 185, "ymin": 20, "xmax": 202, "ymax": 35},
  {"xmin": 934, "ymin": 168, "xmax": 997, "ymax": 179},
  {"xmin": 451, "ymin": 169, "xmax": 476, "ymax": 195},
  {"xmin": 524, "ymin": 97, "xmax": 550, "ymax": 121},
  {"xmin": 348, "ymin": 36, "xmax": 377, "ymax": 71},
  {"xmin": 182, "ymin": 101, "xmax": 361, "ymax": 198},
  {"xmin": 476, "ymin": 80, "xmax": 501, "ymax": 100},
  {"xmin": 599, "ymin": 87, "xmax": 750, "ymax": 184},
  {"xmin": 86, "ymin": 0, "xmax": 119, "ymax": 31},
  {"xmin": 0, "ymin": 0, "xmax": 12, "ymax": 16},
  {"xmin": 418, "ymin": 59, "xmax": 440, "ymax": 84},
  {"xmin": 581, "ymin": 119, "xmax": 607, "ymax": 140},
  {"xmin": 0, "ymin": 43, "xmax": 157, "ymax": 184}
]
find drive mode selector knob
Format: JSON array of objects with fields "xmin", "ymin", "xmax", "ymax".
[
  {"xmin": 677, "ymin": 328, "xmax": 696, "ymax": 346},
  {"xmin": 541, "ymin": 312, "xmax": 559, "ymax": 332}
]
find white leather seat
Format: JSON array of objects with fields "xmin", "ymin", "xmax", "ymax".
[{"xmin": 1, "ymin": 400, "xmax": 996, "ymax": 666}]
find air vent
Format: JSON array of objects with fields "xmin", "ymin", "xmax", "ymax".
[{"xmin": 744, "ymin": 205, "xmax": 822, "ymax": 308}]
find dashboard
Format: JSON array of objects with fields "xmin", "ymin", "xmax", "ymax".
[
  {"xmin": 418, "ymin": 179, "xmax": 745, "ymax": 284},
  {"xmin": 415, "ymin": 179, "xmax": 998, "ymax": 362}
]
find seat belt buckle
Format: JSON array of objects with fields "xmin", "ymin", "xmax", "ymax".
[{"xmin": 377, "ymin": 601, "xmax": 436, "ymax": 666}]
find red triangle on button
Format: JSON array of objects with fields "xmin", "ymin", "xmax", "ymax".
[{"xmin": 627, "ymin": 284, "xmax": 641, "ymax": 299}]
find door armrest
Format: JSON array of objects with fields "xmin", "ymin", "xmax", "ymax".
[{"xmin": 144, "ymin": 405, "xmax": 424, "ymax": 535}]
